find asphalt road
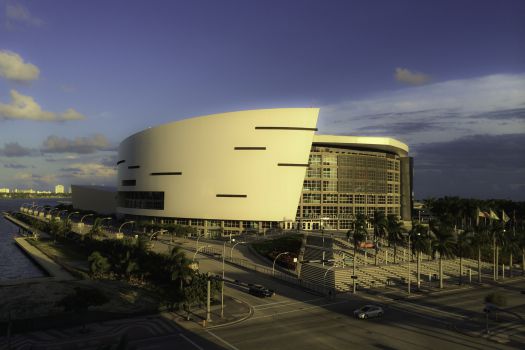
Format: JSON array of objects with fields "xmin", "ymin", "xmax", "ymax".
[{"xmin": 192, "ymin": 254, "xmax": 524, "ymax": 350}]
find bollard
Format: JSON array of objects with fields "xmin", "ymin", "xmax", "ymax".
[{"xmin": 469, "ymin": 268, "xmax": 472, "ymax": 283}]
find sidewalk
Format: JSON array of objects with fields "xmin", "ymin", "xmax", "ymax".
[{"xmin": 0, "ymin": 296, "xmax": 252, "ymax": 349}]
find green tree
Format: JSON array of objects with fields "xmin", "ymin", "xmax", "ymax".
[
  {"xmin": 456, "ymin": 230, "xmax": 473, "ymax": 285},
  {"xmin": 430, "ymin": 221, "xmax": 456, "ymax": 289},
  {"xmin": 88, "ymin": 251, "xmax": 111, "ymax": 278},
  {"xmin": 347, "ymin": 214, "xmax": 367, "ymax": 293},
  {"xmin": 410, "ymin": 223, "xmax": 430, "ymax": 290},
  {"xmin": 387, "ymin": 215, "xmax": 403, "ymax": 263},
  {"xmin": 371, "ymin": 210, "xmax": 387, "ymax": 265}
]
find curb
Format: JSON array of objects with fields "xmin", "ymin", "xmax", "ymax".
[{"xmin": 205, "ymin": 296, "xmax": 254, "ymax": 330}]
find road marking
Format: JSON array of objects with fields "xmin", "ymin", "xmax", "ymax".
[
  {"xmin": 250, "ymin": 300, "xmax": 348, "ymax": 320},
  {"xmin": 252, "ymin": 297, "xmax": 325, "ymax": 310},
  {"xmin": 394, "ymin": 299, "xmax": 468, "ymax": 319},
  {"xmin": 205, "ymin": 329, "xmax": 240, "ymax": 350},
  {"xmin": 389, "ymin": 305, "xmax": 450, "ymax": 325},
  {"xmin": 180, "ymin": 333, "xmax": 204, "ymax": 350}
]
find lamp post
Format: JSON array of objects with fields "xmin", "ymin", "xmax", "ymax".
[
  {"xmin": 323, "ymin": 265, "xmax": 336, "ymax": 297},
  {"xmin": 48, "ymin": 208, "xmax": 59, "ymax": 220},
  {"xmin": 67, "ymin": 211, "xmax": 79, "ymax": 224},
  {"xmin": 272, "ymin": 252, "xmax": 289, "ymax": 276},
  {"xmin": 98, "ymin": 217, "xmax": 112, "ymax": 234},
  {"xmin": 221, "ymin": 239, "xmax": 234, "ymax": 318},
  {"xmin": 118, "ymin": 220, "xmax": 135, "ymax": 238},
  {"xmin": 80, "ymin": 214, "xmax": 94, "ymax": 234},
  {"xmin": 402, "ymin": 231, "xmax": 411, "ymax": 295},
  {"xmin": 193, "ymin": 245, "xmax": 210, "ymax": 261},
  {"xmin": 230, "ymin": 241, "xmax": 246, "ymax": 259}
]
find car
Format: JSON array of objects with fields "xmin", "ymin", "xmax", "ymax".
[
  {"xmin": 353, "ymin": 305, "xmax": 384, "ymax": 319},
  {"xmin": 248, "ymin": 285, "xmax": 275, "ymax": 298}
]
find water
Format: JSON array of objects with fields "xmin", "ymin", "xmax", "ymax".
[{"xmin": 0, "ymin": 198, "xmax": 59, "ymax": 280}]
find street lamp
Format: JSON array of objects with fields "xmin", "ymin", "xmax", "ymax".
[
  {"xmin": 193, "ymin": 245, "xmax": 211, "ymax": 261},
  {"xmin": 118, "ymin": 221, "xmax": 135, "ymax": 238},
  {"xmin": 98, "ymin": 217, "xmax": 112, "ymax": 232},
  {"xmin": 273, "ymin": 252, "xmax": 289, "ymax": 276},
  {"xmin": 402, "ymin": 231, "xmax": 411, "ymax": 295},
  {"xmin": 221, "ymin": 239, "xmax": 234, "ymax": 318},
  {"xmin": 323, "ymin": 265, "xmax": 336, "ymax": 297},
  {"xmin": 67, "ymin": 211, "xmax": 79, "ymax": 223},
  {"xmin": 57, "ymin": 209, "xmax": 68, "ymax": 221},
  {"xmin": 230, "ymin": 241, "xmax": 246, "ymax": 259},
  {"xmin": 80, "ymin": 214, "xmax": 94, "ymax": 234}
]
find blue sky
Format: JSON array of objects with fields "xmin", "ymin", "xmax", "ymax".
[{"xmin": 0, "ymin": 0, "xmax": 524, "ymax": 199}]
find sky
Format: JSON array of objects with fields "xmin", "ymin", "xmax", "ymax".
[{"xmin": 0, "ymin": 0, "xmax": 524, "ymax": 200}]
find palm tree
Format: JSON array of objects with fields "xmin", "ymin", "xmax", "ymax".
[
  {"xmin": 167, "ymin": 246, "xmax": 193, "ymax": 291},
  {"xmin": 387, "ymin": 215, "xmax": 403, "ymax": 263},
  {"xmin": 456, "ymin": 230, "xmax": 473, "ymax": 285},
  {"xmin": 491, "ymin": 221, "xmax": 506, "ymax": 280},
  {"xmin": 347, "ymin": 214, "xmax": 367, "ymax": 293},
  {"xmin": 371, "ymin": 210, "xmax": 387, "ymax": 265},
  {"xmin": 431, "ymin": 222, "xmax": 456, "ymax": 289},
  {"xmin": 471, "ymin": 225, "xmax": 488, "ymax": 283},
  {"xmin": 410, "ymin": 223, "xmax": 430, "ymax": 290}
]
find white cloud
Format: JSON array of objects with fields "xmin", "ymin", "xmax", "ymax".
[
  {"xmin": 320, "ymin": 73, "xmax": 525, "ymax": 144},
  {"xmin": 395, "ymin": 67, "xmax": 430, "ymax": 85},
  {"xmin": 41, "ymin": 134, "xmax": 112, "ymax": 154},
  {"xmin": 0, "ymin": 50, "xmax": 39, "ymax": 81},
  {"xmin": 0, "ymin": 89, "xmax": 85, "ymax": 121},
  {"xmin": 61, "ymin": 163, "xmax": 117, "ymax": 179},
  {"xmin": 5, "ymin": 3, "xmax": 43, "ymax": 29}
]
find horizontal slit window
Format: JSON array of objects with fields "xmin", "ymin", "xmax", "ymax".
[
  {"xmin": 121, "ymin": 180, "xmax": 136, "ymax": 186},
  {"xmin": 234, "ymin": 147, "xmax": 267, "ymax": 150},
  {"xmin": 278, "ymin": 163, "xmax": 309, "ymax": 167},
  {"xmin": 150, "ymin": 172, "xmax": 182, "ymax": 176},
  {"xmin": 255, "ymin": 126, "xmax": 317, "ymax": 131},
  {"xmin": 117, "ymin": 160, "xmax": 125, "ymax": 165},
  {"xmin": 128, "ymin": 165, "xmax": 140, "ymax": 169},
  {"xmin": 216, "ymin": 194, "xmax": 247, "ymax": 198}
]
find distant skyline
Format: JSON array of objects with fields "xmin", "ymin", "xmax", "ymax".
[{"xmin": 0, "ymin": 0, "xmax": 524, "ymax": 200}]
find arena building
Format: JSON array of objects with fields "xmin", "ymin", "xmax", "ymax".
[{"xmin": 107, "ymin": 108, "xmax": 412, "ymax": 237}]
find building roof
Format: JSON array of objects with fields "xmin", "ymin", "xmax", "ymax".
[{"xmin": 313, "ymin": 135, "xmax": 409, "ymax": 156}]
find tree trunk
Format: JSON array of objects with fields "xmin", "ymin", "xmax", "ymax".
[
  {"xmin": 459, "ymin": 254, "xmax": 463, "ymax": 285},
  {"xmin": 394, "ymin": 243, "xmax": 397, "ymax": 264},
  {"xmin": 353, "ymin": 246, "xmax": 357, "ymax": 293},
  {"xmin": 509, "ymin": 252, "xmax": 513, "ymax": 278},
  {"xmin": 496, "ymin": 246, "xmax": 499, "ymax": 280},
  {"xmin": 417, "ymin": 251, "xmax": 420, "ymax": 290},
  {"xmin": 439, "ymin": 256, "xmax": 443, "ymax": 289},
  {"xmin": 478, "ymin": 246, "xmax": 482, "ymax": 283},
  {"xmin": 522, "ymin": 249, "xmax": 524, "ymax": 276},
  {"xmin": 493, "ymin": 237, "xmax": 496, "ymax": 281}
]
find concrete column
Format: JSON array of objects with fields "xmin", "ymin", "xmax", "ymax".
[{"xmin": 399, "ymin": 157, "xmax": 413, "ymax": 222}]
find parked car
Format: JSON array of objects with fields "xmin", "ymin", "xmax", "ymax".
[
  {"xmin": 248, "ymin": 285, "xmax": 275, "ymax": 298},
  {"xmin": 353, "ymin": 305, "xmax": 384, "ymax": 319}
]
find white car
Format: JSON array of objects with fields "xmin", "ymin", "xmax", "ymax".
[{"xmin": 353, "ymin": 305, "xmax": 384, "ymax": 319}]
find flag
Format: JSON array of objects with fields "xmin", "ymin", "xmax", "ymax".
[
  {"xmin": 489, "ymin": 210, "xmax": 499, "ymax": 221},
  {"xmin": 476, "ymin": 208, "xmax": 489, "ymax": 225},
  {"xmin": 502, "ymin": 210, "xmax": 510, "ymax": 223}
]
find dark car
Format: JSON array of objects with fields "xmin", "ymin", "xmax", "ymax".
[{"xmin": 248, "ymin": 285, "xmax": 275, "ymax": 297}]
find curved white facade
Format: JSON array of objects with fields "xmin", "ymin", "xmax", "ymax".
[{"xmin": 117, "ymin": 108, "xmax": 319, "ymax": 221}]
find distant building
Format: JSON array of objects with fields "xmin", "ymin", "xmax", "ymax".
[
  {"xmin": 0, "ymin": 188, "xmax": 10, "ymax": 193},
  {"xmin": 55, "ymin": 184, "xmax": 65, "ymax": 194}
]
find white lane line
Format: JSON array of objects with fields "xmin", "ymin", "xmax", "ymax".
[
  {"xmin": 252, "ymin": 297, "xmax": 325, "ymax": 310},
  {"xmin": 389, "ymin": 305, "xmax": 450, "ymax": 325},
  {"xmin": 250, "ymin": 300, "xmax": 348, "ymax": 320},
  {"xmin": 205, "ymin": 329, "xmax": 240, "ymax": 350},
  {"xmin": 394, "ymin": 300, "xmax": 467, "ymax": 319},
  {"xmin": 180, "ymin": 333, "xmax": 204, "ymax": 350}
]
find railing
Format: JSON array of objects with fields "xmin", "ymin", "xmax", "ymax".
[{"xmin": 197, "ymin": 246, "xmax": 327, "ymax": 294}]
